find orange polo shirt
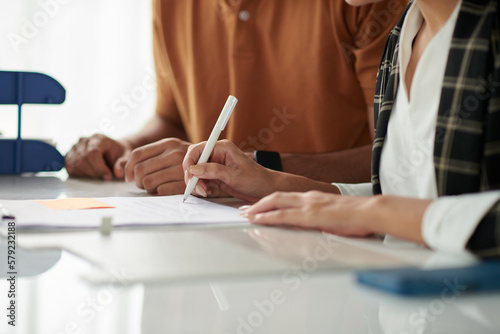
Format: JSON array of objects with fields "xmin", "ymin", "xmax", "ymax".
[{"xmin": 153, "ymin": 0, "xmax": 406, "ymax": 153}]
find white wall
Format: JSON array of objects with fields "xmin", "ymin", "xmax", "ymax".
[{"xmin": 0, "ymin": 0, "xmax": 156, "ymax": 155}]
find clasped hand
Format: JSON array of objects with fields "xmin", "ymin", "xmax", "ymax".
[{"xmin": 66, "ymin": 134, "xmax": 191, "ymax": 195}]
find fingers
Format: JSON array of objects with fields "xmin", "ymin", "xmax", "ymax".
[
  {"xmin": 183, "ymin": 169, "xmax": 207, "ymax": 196},
  {"xmin": 65, "ymin": 135, "xmax": 115, "ymax": 180},
  {"xmin": 155, "ymin": 178, "xmax": 210, "ymax": 197},
  {"xmin": 125, "ymin": 138, "xmax": 187, "ymax": 182},
  {"xmin": 156, "ymin": 180, "xmax": 189, "ymax": 196},
  {"xmin": 188, "ymin": 162, "xmax": 233, "ymax": 185},
  {"xmin": 183, "ymin": 141, "xmax": 208, "ymax": 172},
  {"xmin": 143, "ymin": 151, "xmax": 185, "ymax": 189},
  {"xmin": 183, "ymin": 139, "xmax": 246, "ymax": 171},
  {"xmin": 141, "ymin": 163, "xmax": 184, "ymax": 194},
  {"xmin": 250, "ymin": 208, "xmax": 306, "ymax": 227},
  {"xmin": 244, "ymin": 192, "xmax": 303, "ymax": 215},
  {"xmin": 183, "ymin": 139, "xmax": 257, "ymax": 187},
  {"xmin": 65, "ymin": 138, "xmax": 89, "ymax": 176},
  {"xmin": 122, "ymin": 138, "xmax": 192, "ymax": 195},
  {"xmin": 130, "ymin": 153, "xmax": 182, "ymax": 189},
  {"xmin": 185, "ymin": 162, "xmax": 255, "ymax": 200},
  {"xmin": 239, "ymin": 192, "xmax": 315, "ymax": 227},
  {"xmin": 86, "ymin": 136, "xmax": 114, "ymax": 180},
  {"xmin": 239, "ymin": 191, "xmax": 372, "ymax": 237},
  {"xmin": 113, "ymin": 155, "xmax": 129, "ymax": 179}
]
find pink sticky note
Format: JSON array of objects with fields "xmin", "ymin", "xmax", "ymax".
[{"xmin": 34, "ymin": 198, "xmax": 115, "ymax": 211}]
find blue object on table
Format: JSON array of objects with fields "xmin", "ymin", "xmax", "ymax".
[
  {"xmin": 356, "ymin": 260, "xmax": 500, "ymax": 296},
  {"xmin": 0, "ymin": 71, "xmax": 65, "ymax": 174}
]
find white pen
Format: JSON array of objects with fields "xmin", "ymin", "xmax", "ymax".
[{"xmin": 183, "ymin": 95, "xmax": 238, "ymax": 203}]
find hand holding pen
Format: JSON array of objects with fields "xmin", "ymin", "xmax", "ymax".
[{"xmin": 183, "ymin": 95, "xmax": 238, "ymax": 202}]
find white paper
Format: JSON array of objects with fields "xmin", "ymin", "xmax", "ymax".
[{"xmin": 0, "ymin": 195, "xmax": 248, "ymax": 230}]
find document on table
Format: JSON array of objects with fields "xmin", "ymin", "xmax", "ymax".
[{"xmin": 0, "ymin": 195, "xmax": 248, "ymax": 230}]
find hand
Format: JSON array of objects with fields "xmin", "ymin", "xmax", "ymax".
[
  {"xmin": 183, "ymin": 140, "xmax": 279, "ymax": 202},
  {"xmin": 65, "ymin": 134, "xmax": 132, "ymax": 180},
  {"xmin": 241, "ymin": 191, "xmax": 375, "ymax": 237},
  {"xmin": 124, "ymin": 138, "xmax": 191, "ymax": 195}
]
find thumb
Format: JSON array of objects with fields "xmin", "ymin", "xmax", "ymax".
[{"xmin": 113, "ymin": 155, "xmax": 128, "ymax": 179}]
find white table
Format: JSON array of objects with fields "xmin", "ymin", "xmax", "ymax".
[{"xmin": 1, "ymin": 172, "xmax": 499, "ymax": 334}]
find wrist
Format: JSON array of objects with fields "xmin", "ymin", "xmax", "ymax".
[
  {"xmin": 245, "ymin": 151, "xmax": 255, "ymax": 161},
  {"xmin": 363, "ymin": 195, "xmax": 390, "ymax": 235},
  {"xmin": 269, "ymin": 170, "xmax": 294, "ymax": 193},
  {"xmin": 367, "ymin": 195, "xmax": 429, "ymax": 243},
  {"xmin": 270, "ymin": 170, "xmax": 340, "ymax": 194}
]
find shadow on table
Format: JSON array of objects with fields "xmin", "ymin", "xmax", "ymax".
[
  {"xmin": 0, "ymin": 174, "xmax": 65, "ymax": 200},
  {"xmin": 0, "ymin": 235, "xmax": 62, "ymax": 277}
]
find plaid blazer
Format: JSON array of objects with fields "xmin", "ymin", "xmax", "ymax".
[{"xmin": 372, "ymin": 0, "xmax": 500, "ymax": 257}]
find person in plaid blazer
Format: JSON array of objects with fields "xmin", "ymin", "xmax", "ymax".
[
  {"xmin": 370, "ymin": 0, "xmax": 500, "ymax": 257},
  {"xmin": 182, "ymin": 0, "xmax": 500, "ymax": 258}
]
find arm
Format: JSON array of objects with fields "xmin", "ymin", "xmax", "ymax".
[
  {"xmin": 275, "ymin": 105, "xmax": 374, "ymax": 183},
  {"xmin": 278, "ymin": 1, "xmax": 406, "ymax": 183},
  {"xmin": 243, "ymin": 190, "xmax": 500, "ymax": 258},
  {"xmin": 275, "ymin": 3, "xmax": 394, "ymax": 184},
  {"xmin": 280, "ymin": 143, "xmax": 372, "ymax": 183},
  {"xmin": 121, "ymin": 114, "xmax": 188, "ymax": 150},
  {"xmin": 242, "ymin": 192, "xmax": 430, "ymax": 242}
]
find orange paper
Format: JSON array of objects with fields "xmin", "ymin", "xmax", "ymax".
[{"xmin": 34, "ymin": 198, "xmax": 115, "ymax": 211}]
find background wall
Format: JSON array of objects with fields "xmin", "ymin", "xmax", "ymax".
[
  {"xmin": 0, "ymin": 3, "xmax": 152, "ymax": 331},
  {"xmin": 0, "ymin": 0, "xmax": 155, "ymax": 155}
]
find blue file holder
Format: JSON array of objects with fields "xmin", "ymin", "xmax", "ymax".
[{"xmin": 0, "ymin": 71, "xmax": 65, "ymax": 174}]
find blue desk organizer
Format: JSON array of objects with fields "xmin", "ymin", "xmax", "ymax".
[{"xmin": 0, "ymin": 71, "xmax": 65, "ymax": 174}]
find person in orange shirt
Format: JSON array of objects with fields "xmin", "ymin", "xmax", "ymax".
[{"xmin": 65, "ymin": 0, "xmax": 406, "ymax": 195}]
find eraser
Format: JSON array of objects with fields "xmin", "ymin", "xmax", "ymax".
[{"xmin": 100, "ymin": 216, "xmax": 113, "ymax": 236}]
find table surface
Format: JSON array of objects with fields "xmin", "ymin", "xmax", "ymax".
[{"xmin": 0, "ymin": 172, "xmax": 499, "ymax": 334}]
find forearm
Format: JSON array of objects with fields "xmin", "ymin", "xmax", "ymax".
[
  {"xmin": 121, "ymin": 115, "xmax": 188, "ymax": 150},
  {"xmin": 280, "ymin": 144, "xmax": 372, "ymax": 183},
  {"xmin": 366, "ymin": 195, "xmax": 432, "ymax": 245},
  {"xmin": 270, "ymin": 170, "xmax": 341, "ymax": 195}
]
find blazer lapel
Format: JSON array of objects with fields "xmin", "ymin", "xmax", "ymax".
[{"xmin": 371, "ymin": 7, "xmax": 408, "ymax": 195}]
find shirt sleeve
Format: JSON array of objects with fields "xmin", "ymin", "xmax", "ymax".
[
  {"xmin": 422, "ymin": 191, "xmax": 500, "ymax": 254},
  {"xmin": 152, "ymin": 0, "xmax": 183, "ymax": 127},
  {"xmin": 333, "ymin": 182, "xmax": 373, "ymax": 197},
  {"xmin": 352, "ymin": 0, "xmax": 408, "ymax": 105}
]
